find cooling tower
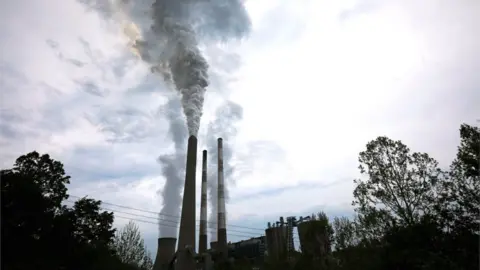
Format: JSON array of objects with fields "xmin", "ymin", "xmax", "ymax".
[
  {"xmin": 199, "ymin": 150, "xmax": 208, "ymax": 254},
  {"xmin": 297, "ymin": 220, "xmax": 330, "ymax": 257},
  {"xmin": 265, "ymin": 227, "xmax": 287, "ymax": 260},
  {"xmin": 217, "ymin": 138, "xmax": 228, "ymax": 258},
  {"xmin": 177, "ymin": 135, "xmax": 198, "ymax": 252},
  {"xmin": 296, "ymin": 221, "xmax": 309, "ymax": 252},
  {"xmin": 153, "ymin": 237, "xmax": 177, "ymax": 270}
]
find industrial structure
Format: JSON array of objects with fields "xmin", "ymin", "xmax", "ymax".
[
  {"xmin": 178, "ymin": 135, "xmax": 198, "ymax": 252},
  {"xmin": 265, "ymin": 225, "xmax": 287, "ymax": 260},
  {"xmin": 228, "ymin": 236, "xmax": 266, "ymax": 261},
  {"xmin": 216, "ymin": 138, "xmax": 228, "ymax": 259},
  {"xmin": 210, "ymin": 241, "xmax": 218, "ymax": 251},
  {"xmin": 264, "ymin": 216, "xmax": 296, "ymax": 260},
  {"xmin": 296, "ymin": 215, "xmax": 332, "ymax": 258},
  {"xmin": 285, "ymin": 217, "xmax": 296, "ymax": 253},
  {"xmin": 149, "ymin": 133, "xmax": 332, "ymax": 270},
  {"xmin": 263, "ymin": 214, "xmax": 332, "ymax": 263},
  {"xmin": 152, "ymin": 136, "xmax": 231, "ymax": 270},
  {"xmin": 198, "ymin": 150, "xmax": 208, "ymax": 254},
  {"xmin": 153, "ymin": 237, "xmax": 177, "ymax": 270},
  {"xmin": 150, "ymin": 136, "xmax": 332, "ymax": 270},
  {"xmin": 208, "ymin": 237, "xmax": 266, "ymax": 260}
]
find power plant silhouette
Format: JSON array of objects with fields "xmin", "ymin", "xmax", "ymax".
[
  {"xmin": 153, "ymin": 136, "xmax": 228, "ymax": 270},
  {"xmin": 152, "ymin": 136, "xmax": 328, "ymax": 270}
]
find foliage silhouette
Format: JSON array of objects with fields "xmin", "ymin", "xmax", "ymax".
[
  {"xmin": 1, "ymin": 151, "xmax": 149, "ymax": 270},
  {"xmin": 113, "ymin": 221, "xmax": 154, "ymax": 270}
]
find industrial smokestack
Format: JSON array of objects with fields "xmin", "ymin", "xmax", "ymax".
[
  {"xmin": 153, "ymin": 237, "xmax": 177, "ymax": 270},
  {"xmin": 177, "ymin": 135, "xmax": 198, "ymax": 251},
  {"xmin": 217, "ymin": 138, "xmax": 228, "ymax": 258},
  {"xmin": 199, "ymin": 150, "xmax": 208, "ymax": 254}
]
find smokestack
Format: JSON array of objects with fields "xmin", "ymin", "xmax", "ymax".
[
  {"xmin": 177, "ymin": 135, "xmax": 197, "ymax": 251},
  {"xmin": 153, "ymin": 237, "xmax": 177, "ymax": 270},
  {"xmin": 217, "ymin": 138, "xmax": 228, "ymax": 258},
  {"xmin": 199, "ymin": 150, "xmax": 208, "ymax": 254}
]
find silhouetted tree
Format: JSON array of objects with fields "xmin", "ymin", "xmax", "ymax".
[
  {"xmin": 436, "ymin": 124, "xmax": 479, "ymax": 233},
  {"xmin": 113, "ymin": 221, "xmax": 153, "ymax": 270},
  {"xmin": 352, "ymin": 136, "xmax": 443, "ymax": 226},
  {"xmin": 1, "ymin": 151, "xmax": 139, "ymax": 270},
  {"xmin": 332, "ymin": 217, "xmax": 356, "ymax": 250}
]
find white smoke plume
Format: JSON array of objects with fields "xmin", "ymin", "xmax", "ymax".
[
  {"xmin": 100, "ymin": 0, "xmax": 252, "ymax": 136},
  {"xmin": 76, "ymin": 0, "xmax": 251, "ymax": 238},
  {"xmin": 156, "ymin": 97, "xmax": 188, "ymax": 237},
  {"xmin": 146, "ymin": 0, "xmax": 250, "ymax": 239},
  {"xmin": 206, "ymin": 101, "xmax": 243, "ymax": 241},
  {"xmin": 141, "ymin": 0, "xmax": 250, "ymax": 136}
]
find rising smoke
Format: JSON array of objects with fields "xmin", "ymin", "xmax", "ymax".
[
  {"xmin": 206, "ymin": 101, "xmax": 243, "ymax": 240},
  {"xmin": 133, "ymin": 0, "xmax": 251, "ymax": 136},
  {"xmin": 137, "ymin": 0, "xmax": 250, "ymax": 239},
  {"xmin": 146, "ymin": 0, "xmax": 250, "ymax": 238},
  {"xmin": 76, "ymin": 0, "xmax": 251, "ymax": 238},
  {"xmin": 156, "ymin": 97, "xmax": 188, "ymax": 237}
]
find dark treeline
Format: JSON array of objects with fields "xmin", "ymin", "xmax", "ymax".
[
  {"xmin": 1, "ymin": 152, "xmax": 153, "ymax": 270},
  {"xmin": 259, "ymin": 123, "xmax": 479, "ymax": 270},
  {"xmin": 2, "ymin": 123, "xmax": 479, "ymax": 270}
]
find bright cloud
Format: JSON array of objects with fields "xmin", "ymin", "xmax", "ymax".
[{"xmin": 1, "ymin": 0, "xmax": 479, "ymax": 254}]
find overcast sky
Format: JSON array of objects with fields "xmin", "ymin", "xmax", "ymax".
[{"xmin": 1, "ymin": 0, "xmax": 479, "ymax": 253}]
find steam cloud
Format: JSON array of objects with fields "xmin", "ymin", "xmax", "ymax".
[
  {"xmin": 146, "ymin": 0, "xmax": 250, "ymax": 238},
  {"xmin": 131, "ymin": 0, "xmax": 250, "ymax": 136},
  {"xmin": 156, "ymin": 97, "xmax": 187, "ymax": 237},
  {"xmin": 206, "ymin": 101, "xmax": 243, "ymax": 241},
  {"xmin": 77, "ymin": 0, "xmax": 251, "ymax": 238}
]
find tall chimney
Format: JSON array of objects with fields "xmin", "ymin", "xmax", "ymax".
[
  {"xmin": 153, "ymin": 237, "xmax": 177, "ymax": 270},
  {"xmin": 199, "ymin": 150, "xmax": 208, "ymax": 254},
  {"xmin": 177, "ymin": 135, "xmax": 197, "ymax": 252},
  {"xmin": 217, "ymin": 138, "xmax": 228, "ymax": 258}
]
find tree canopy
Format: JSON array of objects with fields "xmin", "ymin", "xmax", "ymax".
[
  {"xmin": 1, "ymin": 151, "xmax": 151, "ymax": 270},
  {"xmin": 113, "ymin": 221, "xmax": 154, "ymax": 270}
]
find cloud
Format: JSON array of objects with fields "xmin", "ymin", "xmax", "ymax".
[{"xmin": 1, "ymin": 0, "xmax": 479, "ymax": 255}]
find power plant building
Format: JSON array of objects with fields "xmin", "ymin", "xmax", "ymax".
[{"xmin": 228, "ymin": 236, "xmax": 266, "ymax": 260}]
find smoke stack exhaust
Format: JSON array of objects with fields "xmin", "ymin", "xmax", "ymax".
[
  {"xmin": 217, "ymin": 138, "xmax": 228, "ymax": 258},
  {"xmin": 153, "ymin": 237, "xmax": 177, "ymax": 270},
  {"xmin": 199, "ymin": 150, "xmax": 208, "ymax": 254},
  {"xmin": 177, "ymin": 135, "xmax": 198, "ymax": 251}
]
